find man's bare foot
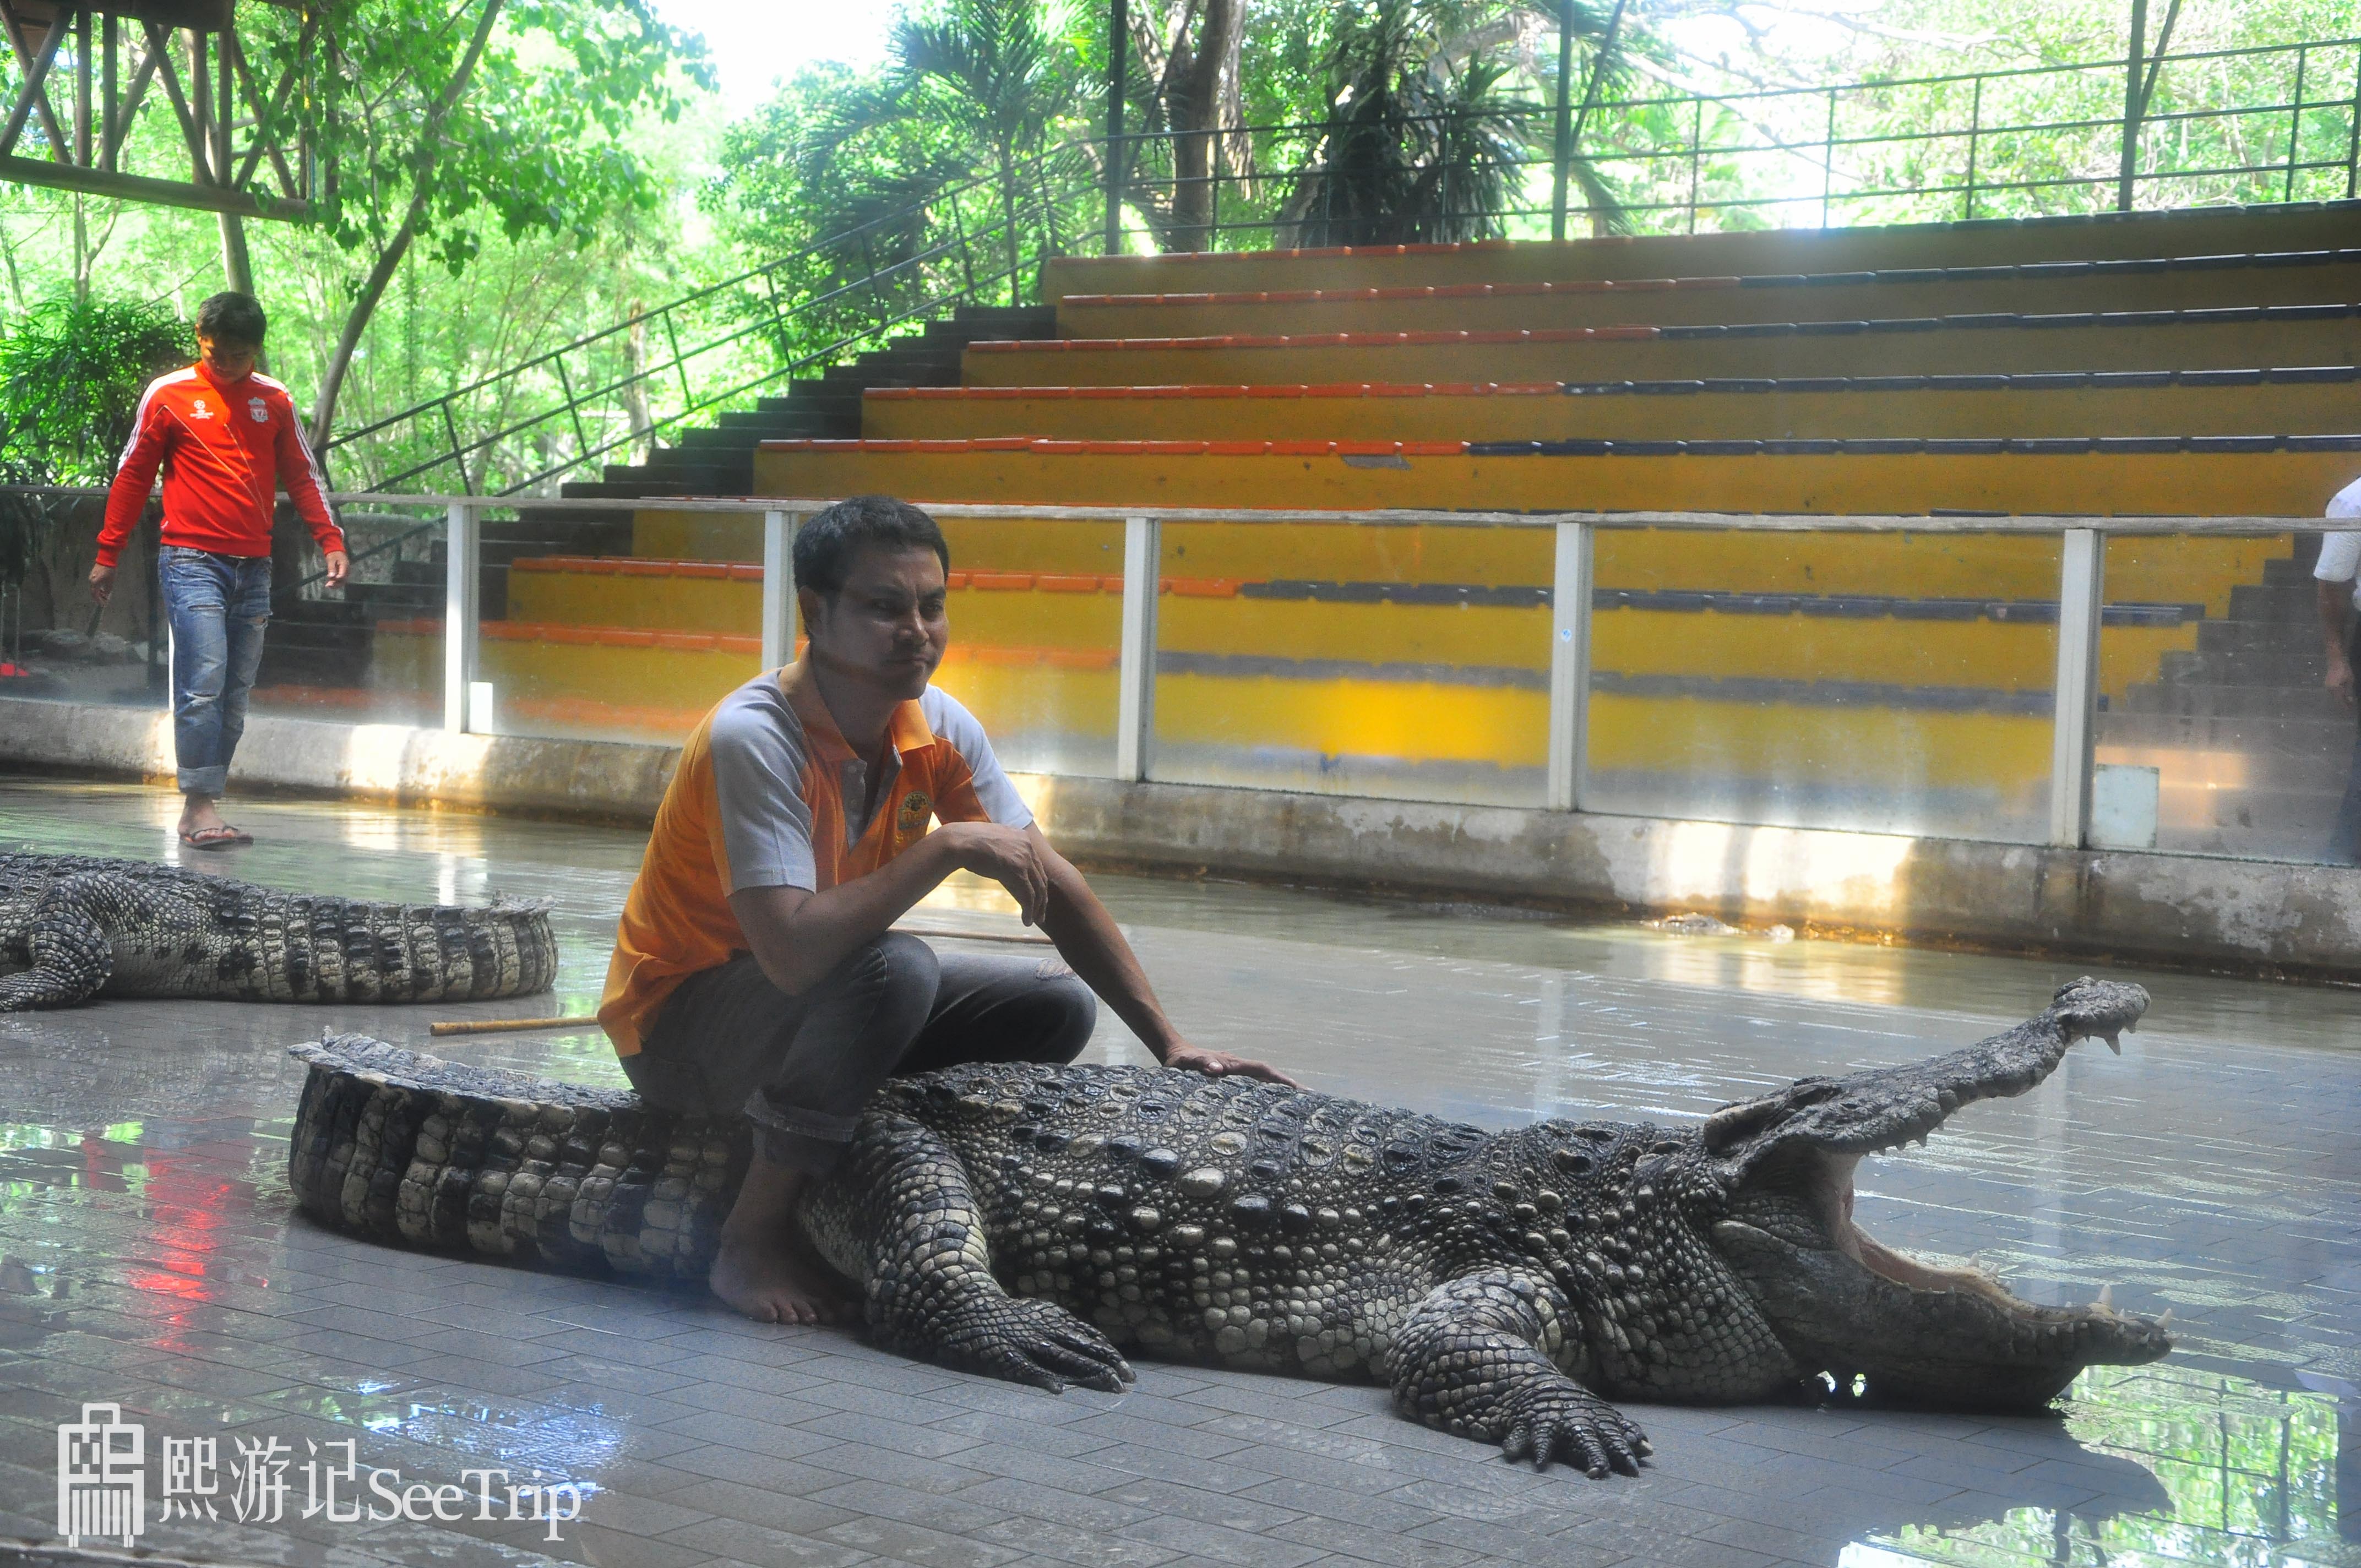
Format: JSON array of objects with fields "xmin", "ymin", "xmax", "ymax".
[
  {"xmin": 181, "ymin": 794, "xmax": 227, "ymax": 835},
  {"xmin": 178, "ymin": 796, "xmax": 249, "ymax": 847},
  {"xmin": 709, "ymin": 1235, "xmax": 851, "ymax": 1325}
]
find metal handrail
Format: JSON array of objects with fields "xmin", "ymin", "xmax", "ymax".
[
  {"xmin": 319, "ymin": 144, "xmax": 1087, "ymax": 499},
  {"xmin": 322, "ymin": 35, "xmax": 2361, "ymax": 502}
]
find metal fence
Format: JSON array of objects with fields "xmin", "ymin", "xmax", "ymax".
[
  {"xmin": 1105, "ymin": 37, "xmax": 2361, "ymax": 249},
  {"xmin": 319, "ymin": 37, "xmax": 2361, "ymax": 505},
  {"xmin": 317, "ymin": 155, "xmax": 1077, "ymax": 500}
]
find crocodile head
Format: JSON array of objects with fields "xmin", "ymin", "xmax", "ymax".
[{"xmin": 1683, "ymin": 976, "xmax": 2173, "ymax": 1409}]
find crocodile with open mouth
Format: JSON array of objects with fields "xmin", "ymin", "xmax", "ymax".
[
  {"xmin": 0, "ymin": 852, "xmax": 556, "ymax": 1010},
  {"xmin": 286, "ymin": 977, "xmax": 2170, "ymax": 1477}
]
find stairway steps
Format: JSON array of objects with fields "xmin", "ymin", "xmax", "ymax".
[
  {"xmin": 2099, "ymin": 710, "xmax": 2358, "ymax": 767},
  {"xmin": 2263, "ymin": 553, "xmax": 2333, "ymax": 586},
  {"xmin": 2226, "ymin": 581, "xmax": 2328, "ymax": 618},
  {"xmin": 2193, "ymin": 618, "xmax": 2338, "ymax": 655},
  {"xmin": 2119, "ymin": 679, "xmax": 2352, "ymax": 718},
  {"xmin": 2159, "ymin": 646, "xmax": 2333, "ymax": 684}
]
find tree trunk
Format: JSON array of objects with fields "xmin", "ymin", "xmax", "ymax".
[
  {"xmin": 217, "ymin": 211, "xmax": 272, "ymax": 374},
  {"xmin": 621, "ymin": 301, "xmax": 652, "ymax": 464},
  {"xmin": 219, "ymin": 211, "xmax": 256, "ymax": 295},
  {"xmin": 1167, "ymin": 0, "xmax": 1241, "ymax": 251},
  {"xmin": 308, "ymin": 0, "xmax": 506, "ymax": 450},
  {"xmin": 998, "ymin": 146, "xmax": 1023, "ymax": 306}
]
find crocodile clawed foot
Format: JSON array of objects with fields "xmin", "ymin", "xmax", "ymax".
[
  {"xmin": 1497, "ymin": 1382, "xmax": 1650, "ymax": 1479},
  {"xmin": 928, "ymin": 1294, "xmax": 1135, "ymax": 1395}
]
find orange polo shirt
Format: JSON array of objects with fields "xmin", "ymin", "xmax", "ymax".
[{"xmin": 599, "ymin": 662, "xmax": 1032, "ymax": 1055}]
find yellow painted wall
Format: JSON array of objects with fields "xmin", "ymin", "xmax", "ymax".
[
  {"xmin": 1586, "ymin": 693, "xmax": 2052, "ymax": 796},
  {"xmin": 507, "ymin": 571, "xmax": 763, "ymax": 633},
  {"xmin": 609, "ymin": 518, "xmax": 2283, "ymax": 616}
]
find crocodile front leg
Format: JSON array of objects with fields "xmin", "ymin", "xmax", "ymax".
[
  {"xmin": 1387, "ymin": 1272, "xmax": 1651, "ymax": 1478},
  {"xmin": 805, "ymin": 1115, "xmax": 1136, "ymax": 1395}
]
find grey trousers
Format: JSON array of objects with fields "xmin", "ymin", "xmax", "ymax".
[{"xmin": 621, "ymin": 933, "xmax": 1097, "ymax": 1173}]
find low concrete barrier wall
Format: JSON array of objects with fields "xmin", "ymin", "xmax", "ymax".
[
  {"xmin": 0, "ymin": 700, "xmax": 677, "ymax": 823},
  {"xmin": 6, "ymin": 697, "xmax": 2354, "ymax": 981}
]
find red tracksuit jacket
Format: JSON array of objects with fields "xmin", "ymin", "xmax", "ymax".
[{"xmin": 96, "ymin": 362, "xmax": 341, "ymax": 569}]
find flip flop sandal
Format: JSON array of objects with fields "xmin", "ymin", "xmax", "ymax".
[{"xmin": 178, "ymin": 825, "xmax": 247, "ymax": 850}]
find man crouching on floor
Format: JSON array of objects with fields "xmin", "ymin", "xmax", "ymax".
[{"xmin": 598, "ymin": 494, "xmax": 1298, "ymax": 1322}]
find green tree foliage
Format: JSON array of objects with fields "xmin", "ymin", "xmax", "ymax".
[
  {"xmin": 0, "ymin": 293, "xmax": 191, "ymax": 626},
  {"xmin": 699, "ymin": 0, "xmax": 1095, "ymax": 384},
  {"xmin": 1270, "ymin": 0, "xmax": 1563, "ymax": 246},
  {"xmin": 0, "ymin": 295, "xmax": 193, "ymax": 487},
  {"xmin": 232, "ymin": 0, "xmax": 714, "ymax": 443},
  {"xmin": 801, "ymin": 0, "xmax": 1086, "ymax": 303}
]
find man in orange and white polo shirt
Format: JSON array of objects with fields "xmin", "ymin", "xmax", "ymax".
[{"xmin": 601, "ymin": 494, "xmax": 1296, "ymax": 1324}]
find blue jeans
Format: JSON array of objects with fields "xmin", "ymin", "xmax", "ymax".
[{"xmin": 160, "ymin": 545, "xmax": 272, "ymax": 797}]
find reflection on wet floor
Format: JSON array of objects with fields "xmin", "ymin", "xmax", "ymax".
[{"xmin": 0, "ymin": 771, "xmax": 2354, "ymax": 1568}]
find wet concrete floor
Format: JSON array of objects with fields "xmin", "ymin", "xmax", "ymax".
[{"xmin": 0, "ymin": 771, "xmax": 2354, "ymax": 1568}]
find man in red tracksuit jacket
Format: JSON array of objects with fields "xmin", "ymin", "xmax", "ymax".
[{"xmin": 90, "ymin": 291, "xmax": 345, "ymax": 849}]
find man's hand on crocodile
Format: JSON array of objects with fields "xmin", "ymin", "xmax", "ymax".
[{"xmin": 1161, "ymin": 1040, "xmax": 1303, "ymax": 1087}]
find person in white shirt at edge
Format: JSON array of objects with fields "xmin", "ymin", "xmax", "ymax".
[{"xmin": 2314, "ymin": 478, "xmax": 2361, "ymax": 863}]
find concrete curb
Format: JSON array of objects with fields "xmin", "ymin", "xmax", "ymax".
[
  {"xmin": 0, "ymin": 699, "xmax": 677, "ymax": 822},
  {"xmin": 5, "ymin": 697, "xmax": 2354, "ymax": 979}
]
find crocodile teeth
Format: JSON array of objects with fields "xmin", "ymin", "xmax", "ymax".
[{"xmin": 2096, "ymin": 1283, "xmax": 2114, "ymax": 1310}]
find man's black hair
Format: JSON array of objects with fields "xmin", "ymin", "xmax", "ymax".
[
  {"xmin": 194, "ymin": 291, "xmax": 268, "ymax": 346},
  {"xmin": 793, "ymin": 494, "xmax": 950, "ymax": 596}
]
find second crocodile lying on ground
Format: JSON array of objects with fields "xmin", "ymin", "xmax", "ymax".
[
  {"xmin": 0, "ymin": 852, "xmax": 556, "ymax": 1009},
  {"xmin": 287, "ymin": 977, "xmax": 2169, "ymax": 1476}
]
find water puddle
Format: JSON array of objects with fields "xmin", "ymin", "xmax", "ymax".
[{"xmin": 1856, "ymin": 1364, "xmax": 2354, "ymax": 1567}]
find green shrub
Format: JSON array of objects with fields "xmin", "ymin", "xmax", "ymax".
[{"xmin": 0, "ymin": 295, "xmax": 195, "ymax": 487}]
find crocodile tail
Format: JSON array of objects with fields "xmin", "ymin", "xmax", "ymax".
[
  {"xmin": 286, "ymin": 1035, "xmax": 747, "ymax": 1281},
  {"xmin": 274, "ymin": 896, "xmax": 557, "ymax": 1003}
]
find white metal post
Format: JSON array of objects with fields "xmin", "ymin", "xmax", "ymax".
[
  {"xmin": 443, "ymin": 500, "xmax": 478, "ymax": 734},
  {"xmin": 1547, "ymin": 521, "xmax": 1593, "ymax": 812},
  {"xmin": 2049, "ymin": 527, "xmax": 2104, "ymax": 848},
  {"xmin": 761, "ymin": 509, "xmax": 799, "ymax": 670},
  {"xmin": 1116, "ymin": 515, "xmax": 1160, "ymax": 781}
]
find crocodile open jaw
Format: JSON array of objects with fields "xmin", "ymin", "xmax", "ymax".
[{"xmin": 1702, "ymin": 978, "xmax": 2174, "ymax": 1409}]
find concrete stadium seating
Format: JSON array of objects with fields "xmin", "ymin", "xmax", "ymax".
[
  {"xmin": 1053, "ymin": 252, "xmax": 2361, "ymax": 338},
  {"xmin": 339, "ymin": 203, "xmax": 2361, "ymax": 853},
  {"xmin": 1041, "ymin": 200, "xmax": 2361, "ymax": 297},
  {"xmin": 962, "ymin": 310, "xmax": 2361, "ymax": 386}
]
